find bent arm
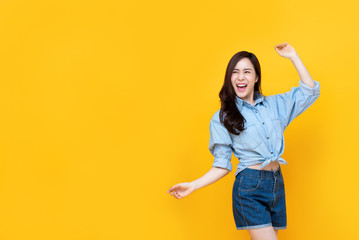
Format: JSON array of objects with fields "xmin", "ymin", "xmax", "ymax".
[
  {"xmin": 274, "ymin": 42, "xmax": 316, "ymax": 88},
  {"xmin": 290, "ymin": 54, "xmax": 315, "ymax": 88}
]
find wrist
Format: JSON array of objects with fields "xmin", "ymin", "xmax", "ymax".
[
  {"xmin": 289, "ymin": 53, "xmax": 300, "ymax": 62},
  {"xmin": 190, "ymin": 180, "xmax": 199, "ymax": 191}
]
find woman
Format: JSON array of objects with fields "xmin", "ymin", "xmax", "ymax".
[{"xmin": 167, "ymin": 43, "xmax": 320, "ymax": 240}]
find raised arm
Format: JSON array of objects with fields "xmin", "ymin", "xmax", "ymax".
[
  {"xmin": 274, "ymin": 42, "xmax": 315, "ymax": 88},
  {"xmin": 269, "ymin": 42, "xmax": 321, "ymax": 128}
]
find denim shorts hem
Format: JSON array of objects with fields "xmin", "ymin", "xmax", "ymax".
[
  {"xmin": 273, "ymin": 226, "xmax": 287, "ymax": 230},
  {"xmin": 236, "ymin": 223, "xmax": 272, "ymax": 230}
]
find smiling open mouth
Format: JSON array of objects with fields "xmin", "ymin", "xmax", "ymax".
[{"xmin": 236, "ymin": 84, "xmax": 247, "ymax": 92}]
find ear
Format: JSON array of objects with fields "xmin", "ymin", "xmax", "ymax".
[{"xmin": 255, "ymin": 76, "xmax": 259, "ymax": 83}]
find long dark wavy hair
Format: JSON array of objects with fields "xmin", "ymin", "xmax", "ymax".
[{"xmin": 219, "ymin": 51, "xmax": 263, "ymax": 135}]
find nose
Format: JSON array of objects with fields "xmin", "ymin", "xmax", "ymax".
[{"xmin": 238, "ymin": 72, "xmax": 245, "ymax": 80}]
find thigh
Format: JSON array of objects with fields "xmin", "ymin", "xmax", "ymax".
[
  {"xmin": 232, "ymin": 174, "xmax": 273, "ymax": 229},
  {"xmin": 270, "ymin": 172, "xmax": 287, "ymax": 229},
  {"xmin": 247, "ymin": 226, "xmax": 278, "ymax": 240}
]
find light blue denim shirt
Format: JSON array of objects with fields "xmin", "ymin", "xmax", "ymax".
[{"xmin": 209, "ymin": 80, "xmax": 320, "ymax": 177}]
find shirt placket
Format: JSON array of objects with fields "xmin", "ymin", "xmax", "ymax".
[{"xmin": 253, "ymin": 104, "xmax": 275, "ymax": 156}]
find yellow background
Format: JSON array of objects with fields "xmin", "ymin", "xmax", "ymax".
[{"xmin": 0, "ymin": 0, "xmax": 358, "ymax": 239}]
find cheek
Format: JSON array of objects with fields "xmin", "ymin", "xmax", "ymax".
[
  {"xmin": 250, "ymin": 77, "xmax": 257, "ymax": 86},
  {"xmin": 231, "ymin": 76, "xmax": 237, "ymax": 84}
]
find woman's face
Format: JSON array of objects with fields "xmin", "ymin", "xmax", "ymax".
[{"xmin": 231, "ymin": 58, "xmax": 258, "ymax": 104}]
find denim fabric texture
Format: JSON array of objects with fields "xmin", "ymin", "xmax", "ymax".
[
  {"xmin": 208, "ymin": 80, "xmax": 320, "ymax": 176},
  {"xmin": 232, "ymin": 166, "xmax": 287, "ymax": 230}
]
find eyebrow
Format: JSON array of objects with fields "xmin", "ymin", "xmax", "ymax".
[{"xmin": 233, "ymin": 68, "xmax": 252, "ymax": 70}]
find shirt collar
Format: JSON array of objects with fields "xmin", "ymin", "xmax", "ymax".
[{"xmin": 235, "ymin": 91, "xmax": 264, "ymax": 111}]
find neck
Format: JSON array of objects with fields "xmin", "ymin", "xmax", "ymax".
[{"xmin": 240, "ymin": 92, "xmax": 255, "ymax": 106}]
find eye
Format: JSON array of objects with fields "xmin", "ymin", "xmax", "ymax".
[{"xmin": 245, "ymin": 71, "xmax": 250, "ymax": 73}]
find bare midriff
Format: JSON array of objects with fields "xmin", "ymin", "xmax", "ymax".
[{"xmin": 247, "ymin": 161, "xmax": 280, "ymax": 171}]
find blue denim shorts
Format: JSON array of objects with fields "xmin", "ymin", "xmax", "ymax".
[{"xmin": 232, "ymin": 165, "xmax": 287, "ymax": 230}]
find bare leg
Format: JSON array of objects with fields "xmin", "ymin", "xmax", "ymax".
[{"xmin": 247, "ymin": 226, "xmax": 278, "ymax": 240}]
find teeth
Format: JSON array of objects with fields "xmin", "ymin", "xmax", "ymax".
[{"xmin": 237, "ymin": 84, "xmax": 246, "ymax": 87}]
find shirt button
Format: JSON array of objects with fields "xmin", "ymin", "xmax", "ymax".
[
  {"xmin": 271, "ymin": 152, "xmax": 273, "ymax": 154},
  {"xmin": 267, "ymin": 137, "xmax": 270, "ymax": 139},
  {"xmin": 262, "ymin": 122, "xmax": 265, "ymax": 125},
  {"xmin": 255, "ymin": 111, "xmax": 258, "ymax": 113}
]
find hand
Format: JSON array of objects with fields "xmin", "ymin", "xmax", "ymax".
[
  {"xmin": 167, "ymin": 182, "xmax": 196, "ymax": 199},
  {"xmin": 274, "ymin": 42, "xmax": 298, "ymax": 60}
]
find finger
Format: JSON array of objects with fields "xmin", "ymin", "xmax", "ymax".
[
  {"xmin": 168, "ymin": 184, "xmax": 180, "ymax": 193},
  {"xmin": 170, "ymin": 185, "xmax": 180, "ymax": 192}
]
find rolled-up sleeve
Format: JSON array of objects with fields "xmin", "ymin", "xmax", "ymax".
[
  {"xmin": 271, "ymin": 80, "xmax": 320, "ymax": 128},
  {"xmin": 209, "ymin": 111, "xmax": 233, "ymax": 171}
]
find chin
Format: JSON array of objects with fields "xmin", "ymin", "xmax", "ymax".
[{"xmin": 236, "ymin": 92, "xmax": 248, "ymax": 99}]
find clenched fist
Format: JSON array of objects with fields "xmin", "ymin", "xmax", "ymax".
[{"xmin": 274, "ymin": 42, "xmax": 298, "ymax": 60}]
